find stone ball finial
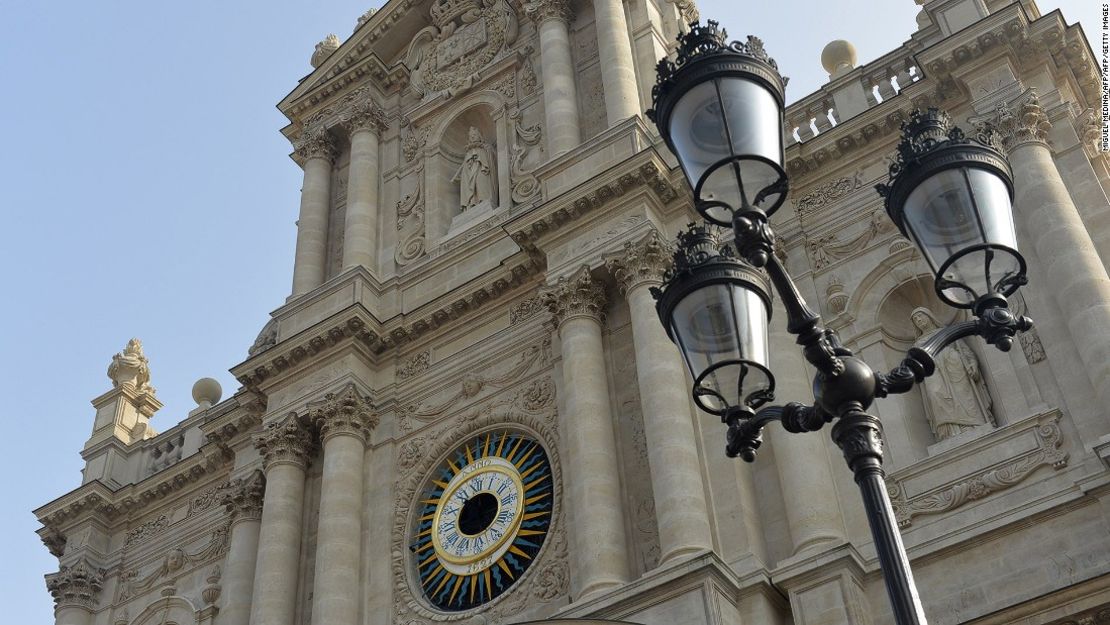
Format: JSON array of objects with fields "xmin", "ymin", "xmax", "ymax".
[
  {"xmin": 192, "ymin": 378, "xmax": 223, "ymax": 409},
  {"xmin": 821, "ymin": 40, "xmax": 857, "ymax": 79}
]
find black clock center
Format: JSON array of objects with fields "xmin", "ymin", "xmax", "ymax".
[{"xmin": 458, "ymin": 492, "xmax": 498, "ymax": 536}]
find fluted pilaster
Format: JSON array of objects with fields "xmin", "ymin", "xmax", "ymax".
[
  {"xmin": 341, "ymin": 98, "xmax": 387, "ymax": 271},
  {"xmin": 607, "ymin": 232, "xmax": 714, "ymax": 564},
  {"xmin": 250, "ymin": 416, "xmax": 314, "ymax": 625},
  {"xmin": 541, "ymin": 267, "xmax": 630, "ymax": 598},
  {"xmin": 994, "ymin": 92, "xmax": 1110, "ymax": 410},
  {"xmin": 220, "ymin": 470, "xmax": 265, "ymax": 625},
  {"xmin": 591, "ymin": 0, "xmax": 640, "ymax": 125},
  {"xmin": 310, "ymin": 384, "xmax": 377, "ymax": 625},
  {"xmin": 526, "ymin": 0, "xmax": 581, "ymax": 155},
  {"xmin": 291, "ymin": 130, "xmax": 337, "ymax": 297}
]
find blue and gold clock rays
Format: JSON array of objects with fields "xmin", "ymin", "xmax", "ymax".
[{"xmin": 410, "ymin": 431, "xmax": 554, "ymax": 611}]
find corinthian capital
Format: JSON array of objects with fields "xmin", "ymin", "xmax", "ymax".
[
  {"xmin": 342, "ymin": 100, "xmax": 388, "ymax": 135},
  {"xmin": 992, "ymin": 91, "xmax": 1051, "ymax": 149},
  {"xmin": 541, "ymin": 266, "xmax": 607, "ymax": 326},
  {"xmin": 45, "ymin": 560, "xmax": 105, "ymax": 610},
  {"xmin": 311, "ymin": 383, "xmax": 378, "ymax": 444},
  {"xmin": 294, "ymin": 129, "xmax": 338, "ymax": 162},
  {"xmin": 605, "ymin": 231, "xmax": 672, "ymax": 295},
  {"xmin": 254, "ymin": 414, "xmax": 315, "ymax": 470},
  {"xmin": 221, "ymin": 469, "xmax": 265, "ymax": 524},
  {"xmin": 525, "ymin": 0, "xmax": 572, "ymax": 24}
]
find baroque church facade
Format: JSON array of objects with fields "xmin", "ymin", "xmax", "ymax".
[{"xmin": 34, "ymin": 0, "xmax": 1110, "ymax": 624}]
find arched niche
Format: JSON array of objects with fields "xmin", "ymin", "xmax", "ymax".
[
  {"xmin": 424, "ymin": 94, "xmax": 512, "ymax": 244},
  {"xmin": 129, "ymin": 596, "xmax": 199, "ymax": 625}
]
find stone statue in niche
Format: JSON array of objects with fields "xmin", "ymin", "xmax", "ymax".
[
  {"xmin": 453, "ymin": 126, "xmax": 495, "ymax": 212},
  {"xmin": 911, "ymin": 307, "xmax": 993, "ymax": 440}
]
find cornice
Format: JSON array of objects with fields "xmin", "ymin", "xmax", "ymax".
[
  {"xmin": 35, "ymin": 442, "xmax": 232, "ymax": 531},
  {"xmin": 232, "ymin": 252, "xmax": 544, "ymax": 392},
  {"xmin": 505, "ymin": 151, "xmax": 682, "ymax": 250}
]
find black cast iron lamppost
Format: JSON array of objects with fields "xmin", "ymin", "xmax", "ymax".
[{"xmin": 648, "ymin": 21, "xmax": 1033, "ymax": 625}]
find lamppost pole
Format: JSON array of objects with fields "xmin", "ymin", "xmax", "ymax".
[{"xmin": 646, "ymin": 21, "xmax": 1034, "ymax": 625}]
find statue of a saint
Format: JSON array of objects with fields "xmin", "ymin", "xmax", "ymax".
[
  {"xmin": 911, "ymin": 307, "xmax": 994, "ymax": 440},
  {"xmin": 453, "ymin": 126, "xmax": 495, "ymax": 212}
]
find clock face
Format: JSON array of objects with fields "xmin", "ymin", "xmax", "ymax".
[{"xmin": 411, "ymin": 431, "xmax": 553, "ymax": 611}]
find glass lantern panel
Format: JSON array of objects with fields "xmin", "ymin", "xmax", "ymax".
[
  {"xmin": 904, "ymin": 167, "xmax": 1021, "ymax": 305},
  {"xmin": 717, "ymin": 77, "xmax": 785, "ymax": 211},
  {"xmin": 670, "ymin": 282, "xmax": 770, "ymax": 413},
  {"xmin": 669, "ymin": 80, "xmax": 732, "ymax": 200},
  {"xmin": 967, "ymin": 168, "xmax": 1017, "ymax": 251}
]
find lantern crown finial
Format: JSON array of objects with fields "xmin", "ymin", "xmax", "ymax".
[
  {"xmin": 648, "ymin": 21, "xmax": 784, "ymax": 124},
  {"xmin": 876, "ymin": 108, "xmax": 1006, "ymax": 199}
]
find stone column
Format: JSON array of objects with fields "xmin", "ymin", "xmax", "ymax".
[
  {"xmin": 606, "ymin": 233, "xmax": 714, "ymax": 564},
  {"xmin": 46, "ymin": 560, "xmax": 104, "ymax": 625},
  {"xmin": 527, "ymin": 0, "xmax": 581, "ymax": 155},
  {"xmin": 341, "ymin": 101, "xmax": 386, "ymax": 271},
  {"xmin": 219, "ymin": 470, "xmax": 265, "ymax": 625},
  {"xmin": 996, "ymin": 93, "xmax": 1110, "ymax": 410},
  {"xmin": 542, "ymin": 267, "xmax": 630, "ymax": 599},
  {"xmin": 309, "ymin": 385, "xmax": 377, "ymax": 625},
  {"xmin": 767, "ymin": 297, "xmax": 846, "ymax": 554},
  {"xmin": 591, "ymin": 0, "xmax": 640, "ymax": 125},
  {"xmin": 290, "ymin": 130, "xmax": 337, "ymax": 297},
  {"xmin": 250, "ymin": 416, "xmax": 314, "ymax": 625}
]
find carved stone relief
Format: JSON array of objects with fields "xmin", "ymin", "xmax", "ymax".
[
  {"xmin": 397, "ymin": 351, "xmax": 432, "ymax": 380},
  {"xmin": 397, "ymin": 337, "xmax": 551, "ymax": 431},
  {"xmin": 186, "ymin": 483, "xmax": 228, "ymax": 518},
  {"xmin": 401, "ymin": 116, "xmax": 429, "ymax": 164},
  {"xmin": 1019, "ymin": 328, "xmax": 1047, "ymax": 364},
  {"xmin": 509, "ymin": 295, "xmax": 543, "ymax": 325},
  {"xmin": 404, "ymin": 0, "xmax": 520, "ymax": 100},
  {"xmin": 116, "ymin": 523, "xmax": 232, "ymax": 602},
  {"xmin": 396, "ymin": 163, "xmax": 427, "ymax": 266},
  {"xmin": 793, "ymin": 170, "xmax": 864, "ymax": 218},
  {"xmin": 508, "ymin": 107, "xmax": 544, "ymax": 204},
  {"xmin": 125, "ymin": 515, "xmax": 169, "ymax": 548},
  {"xmin": 390, "ymin": 364, "xmax": 566, "ymax": 622},
  {"xmin": 885, "ymin": 412, "xmax": 1067, "ymax": 527},
  {"xmin": 806, "ymin": 211, "xmax": 898, "ymax": 270}
]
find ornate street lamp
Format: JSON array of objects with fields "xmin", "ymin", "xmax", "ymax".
[{"xmin": 648, "ymin": 21, "xmax": 1033, "ymax": 625}]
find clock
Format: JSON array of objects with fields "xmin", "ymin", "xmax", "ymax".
[{"xmin": 410, "ymin": 430, "xmax": 554, "ymax": 611}]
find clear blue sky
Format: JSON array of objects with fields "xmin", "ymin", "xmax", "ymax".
[{"xmin": 0, "ymin": 1, "xmax": 1098, "ymax": 622}]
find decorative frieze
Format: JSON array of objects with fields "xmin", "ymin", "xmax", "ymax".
[
  {"xmin": 221, "ymin": 470, "xmax": 265, "ymax": 525},
  {"xmin": 186, "ymin": 484, "xmax": 227, "ymax": 518},
  {"xmin": 398, "ymin": 338, "xmax": 551, "ymax": 431},
  {"xmin": 541, "ymin": 266, "xmax": 607, "ymax": 326},
  {"xmin": 40, "ymin": 527, "xmax": 66, "ymax": 558},
  {"xmin": 605, "ymin": 231, "xmax": 671, "ymax": 294},
  {"xmin": 125, "ymin": 515, "xmax": 169, "ymax": 547},
  {"xmin": 311, "ymin": 383, "xmax": 378, "ymax": 443},
  {"xmin": 509, "ymin": 295, "xmax": 543, "ymax": 325},
  {"xmin": 254, "ymin": 415, "xmax": 315, "ymax": 470},
  {"xmin": 117, "ymin": 523, "xmax": 232, "ymax": 602},
  {"xmin": 1019, "ymin": 327, "xmax": 1047, "ymax": 364},
  {"xmin": 397, "ymin": 351, "xmax": 431, "ymax": 380},
  {"xmin": 45, "ymin": 560, "xmax": 105, "ymax": 609},
  {"xmin": 805, "ymin": 211, "xmax": 898, "ymax": 270},
  {"xmin": 885, "ymin": 412, "xmax": 1067, "ymax": 527},
  {"xmin": 792, "ymin": 171, "xmax": 863, "ymax": 218}
]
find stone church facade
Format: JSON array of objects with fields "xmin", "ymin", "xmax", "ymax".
[{"xmin": 34, "ymin": 0, "xmax": 1110, "ymax": 624}]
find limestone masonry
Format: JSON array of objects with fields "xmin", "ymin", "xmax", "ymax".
[{"xmin": 33, "ymin": 0, "xmax": 1110, "ymax": 624}]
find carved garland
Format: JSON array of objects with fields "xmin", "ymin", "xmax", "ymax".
[
  {"xmin": 398, "ymin": 337, "xmax": 551, "ymax": 432},
  {"xmin": 885, "ymin": 414, "xmax": 1068, "ymax": 527},
  {"xmin": 390, "ymin": 377, "xmax": 567, "ymax": 622}
]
